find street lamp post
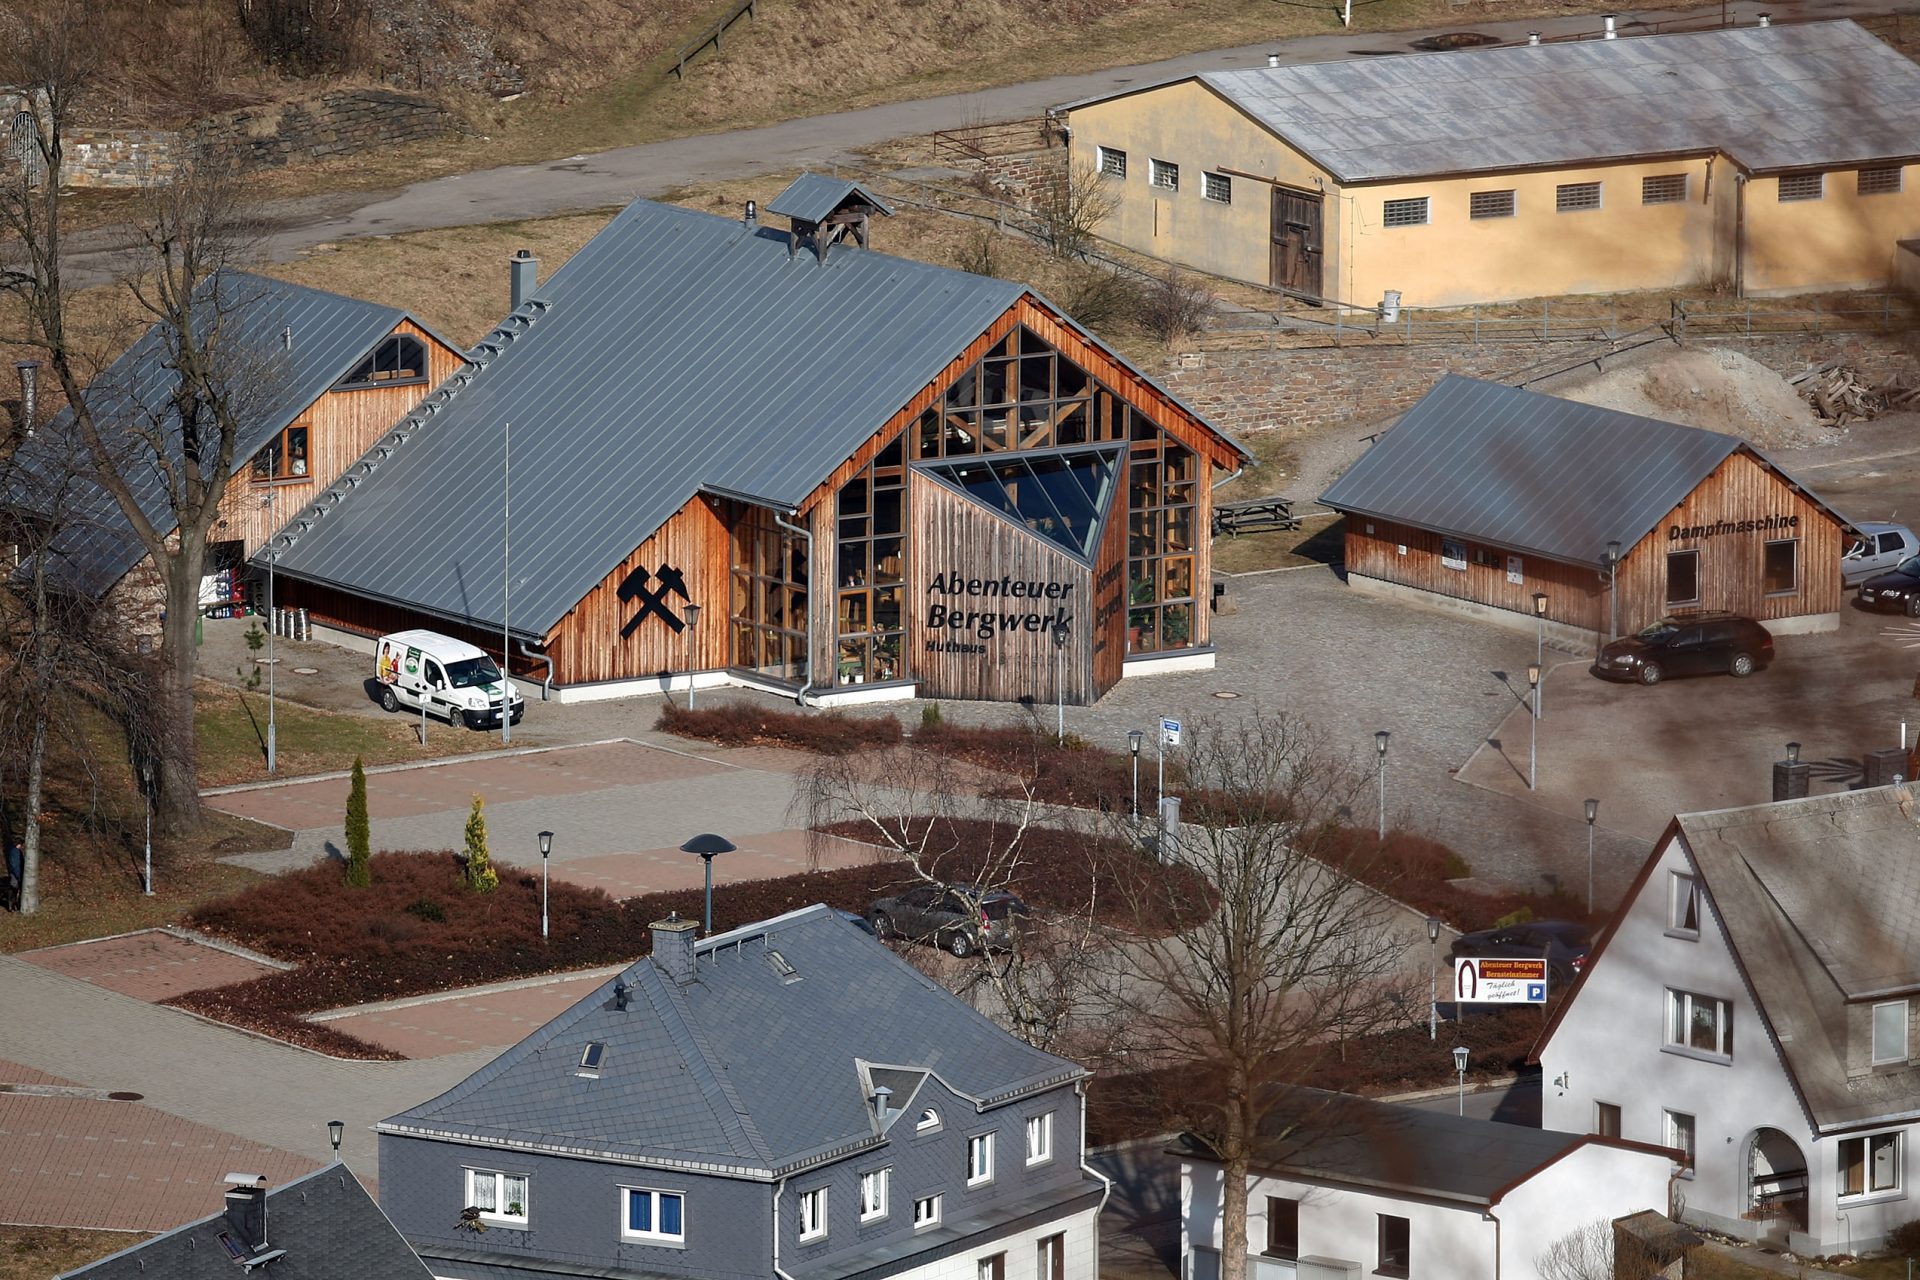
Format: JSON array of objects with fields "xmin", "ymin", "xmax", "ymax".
[
  {"xmin": 327, "ymin": 1119, "xmax": 344, "ymax": 1162},
  {"xmin": 141, "ymin": 759, "xmax": 154, "ymax": 896},
  {"xmin": 539, "ymin": 830, "xmax": 554, "ymax": 941},
  {"xmin": 680, "ymin": 833, "xmax": 737, "ymax": 934},
  {"xmin": 1583, "ymin": 799, "xmax": 1599, "ymax": 914},
  {"xmin": 1053, "ymin": 622, "xmax": 1070, "ymax": 745},
  {"xmin": 501, "ymin": 420, "xmax": 512, "ymax": 747},
  {"xmin": 684, "ymin": 604, "xmax": 702, "ymax": 710},
  {"xmin": 262, "ymin": 494, "xmax": 278, "ymax": 775},
  {"xmin": 1532, "ymin": 592, "xmax": 1548, "ymax": 720},
  {"xmin": 1374, "ymin": 730, "xmax": 1390, "ymax": 839},
  {"xmin": 1426, "ymin": 916, "xmax": 1441, "ymax": 1041},
  {"xmin": 1527, "ymin": 663, "xmax": 1541, "ymax": 791},
  {"xmin": 1605, "ymin": 541, "xmax": 1622, "ymax": 644},
  {"xmin": 1127, "ymin": 730, "xmax": 1144, "ymax": 822},
  {"xmin": 1452, "ymin": 1046, "xmax": 1469, "ymax": 1116}
]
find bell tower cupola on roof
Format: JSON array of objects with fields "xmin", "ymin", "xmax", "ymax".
[{"xmin": 765, "ymin": 173, "xmax": 895, "ymax": 264}]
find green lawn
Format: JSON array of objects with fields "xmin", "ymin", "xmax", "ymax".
[
  {"xmin": 195, "ymin": 681, "xmax": 495, "ymax": 787},
  {"xmin": 0, "ymin": 1228, "xmax": 144, "ymax": 1280}
]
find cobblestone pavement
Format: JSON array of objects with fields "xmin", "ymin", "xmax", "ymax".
[
  {"xmin": 313, "ymin": 971, "xmax": 617, "ymax": 1060},
  {"xmin": 21, "ymin": 932, "xmax": 283, "ymax": 1003}
]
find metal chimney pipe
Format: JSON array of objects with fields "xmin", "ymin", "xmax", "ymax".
[
  {"xmin": 1603, "ymin": 13, "xmax": 1617, "ymax": 38},
  {"xmin": 1266, "ymin": 52, "xmax": 1281, "ymax": 67},
  {"xmin": 1527, "ymin": 31, "xmax": 1541, "ymax": 45},
  {"xmin": 1757, "ymin": 11, "xmax": 1771, "ymax": 25},
  {"xmin": 509, "ymin": 249, "xmax": 537, "ymax": 310},
  {"xmin": 744, "ymin": 200, "xmax": 757, "ymax": 227},
  {"xmin": 14, "ymin": 360, "xmax": 39, "ymax": 438}
]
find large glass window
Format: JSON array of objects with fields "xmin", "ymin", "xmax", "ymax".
[
  {"xmin": 921, "ymin": 447, "xmax": 1119, "ymax": 561},
  {"xmin": 337, "ymin": 334, "xmax": 427, "ymax": 389},
  {"xmin": 1839, "ymin": 1133, "xmax": 1900, "ymax": 1198},
  {"xmin": 730, "ymin": 505, "xmax": 808, "ymax": 683},
  {"xmin": 836, "ymin": 436, "xmax": 906, "ymax": 686},
  {"xmin": 1128, "ymin": 433, "xmax": 1197, "ymax": 655}
]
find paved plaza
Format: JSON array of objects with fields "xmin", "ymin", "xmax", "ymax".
[{"xmin": 22, "ymin": 931, "xmax": 285, "ymax": 1003}]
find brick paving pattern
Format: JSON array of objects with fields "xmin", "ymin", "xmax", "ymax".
[
  {"xmin": 22, "ymin": 933, "xmax": 282, "ymax": 1003},
  {"xmin": 552, "ymin": 829, "xmax": 881, "ymax": 897},
  {"xmin": 317, "ymin": 973, "xmax": 612, "ymax": 1059}
]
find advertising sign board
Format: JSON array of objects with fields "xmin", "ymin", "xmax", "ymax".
[{"xmin": 1453, "ymin": 957, "xmax": 1548, "ymax": 1004}]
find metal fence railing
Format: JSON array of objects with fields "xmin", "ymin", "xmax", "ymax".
[{"xmin": 929, "ymin": 117, "xmax": 1059, "ymax": 166}]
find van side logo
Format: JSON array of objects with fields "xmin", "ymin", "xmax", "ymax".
[{"xmin": 618, "ymin": 563, "xmax": 690, "ymax": 638}]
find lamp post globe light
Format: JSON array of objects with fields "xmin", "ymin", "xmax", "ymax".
[
  {"xmin": 1605, "ymin": 541, "xmax": 1622, "ymax": 644},
  {"xmin": 1452, "ymin": 1045, "xmax": 1470, "ymax": 1116},
  {"xmin": 1127, "ymin": 729, "xmax": 1144, "ymax": 822},
  {"xmin": 538, "ymin": 830, "xmax": 555, "ymax": 941},
  {"xmin": 1531, "ymin": 592, "xmax": 1548, "ymax": 720},
  {"xmin": 681, "ymin": 833, "xmax": 737, "ymax": 933},
  {"xmin": 684, "ymin": 604, "xmax": 702, "ymax": 710},
  {"xmin": 1786, "ymin": 741, "xmax": 1801, "ymax": 765},
  {"xmin": 1583, "ymin": 799, "xmax": 1599, "ymax": 914},
  {"xmin": 141, "ymin": 758, "xmax": 155, "ymax": 896},
  {"xmin": 1374, "ymin": 730, "xmax": 1390, "ymax": 840},
  {"xmin": 1426, "ymin": 916, "xmax": 1442, "ymax": 1042},
  {"xmin": 1526, "ymin": 663, "xmax": 1541, "ymax": 792},
  {"xmin": 1053, "ymin": 621, "xmax": 1070, "ymax": 745}
]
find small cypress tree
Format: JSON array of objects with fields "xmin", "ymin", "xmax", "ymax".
[
  {"xmin": 463, "ymin": 794, "xmax": 497, "ymax": 893},
  {"xmin": 344, "ymin": 755, "xmax": 371, "ymax": 887}
]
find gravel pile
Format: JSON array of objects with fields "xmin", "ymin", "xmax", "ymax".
[{"xmin": 1555, "ymin": 347, "xmax": 1834, "ymax": 450}]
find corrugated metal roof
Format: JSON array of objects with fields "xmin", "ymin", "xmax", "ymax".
[
  {"xmin": 1153, "ymin": 22, "xmax": 1920, "ymax": 181},
  {"xmin": 262, "ymin": 197, "xmax": 1028, "ymax": 637},
  {"xmin": 766, "ymin": 172, "xmax": 895, "ymax": 222},
  {"xmin": 1318, "ymin": 375, "xmax": 1757, "ymax": 566},
  {"xmin": 10, "ymin": 272, "xmax": 420, "ymax": 598}
]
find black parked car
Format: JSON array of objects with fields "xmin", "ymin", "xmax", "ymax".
[
  {"xmin": 867, "ymin": 884, "xmax": 1029, "ymax": 957},
  {"xmin": 1857, "ymin": 555, "xmax": 1920, "ymax": 616},
  {"xmin": 1448, "ymin": 920, "xmax": 1591, "ymax": 986},
  {"xmin": 1591, "ymin": 612, "xmax": 1773, "ymax": 684}
]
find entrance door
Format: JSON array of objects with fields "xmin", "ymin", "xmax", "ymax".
[{"xmin": 1270, "ymin": 188, "xmax": 1324, "ymax": 301}]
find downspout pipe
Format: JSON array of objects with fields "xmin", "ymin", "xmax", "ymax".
[
  {"xmin": 1486, "ymin": 1206, "xmax": 1501, "ymax": 1280},
  {"xmin": 515, "ymin": 637, "xmax": 554, "ymax": 701},
  {"xmin": 1077, "ymin": 1081, "xmax": 1114, "ymax": 1246},
  {"xmin": 1734, "ymin": 173, "xmax": 1748, "ymax": 298},
  {"xmin": 772, "ymin": 509, "xmax": 816, "ymax": 707},
  {"xmin": 772, "ymin": 1174, "xmax": 800, "ymax": 1280},
  {"xmin": 1210, "ymin": 465, "xmax": 1244, "ymax": 491}
]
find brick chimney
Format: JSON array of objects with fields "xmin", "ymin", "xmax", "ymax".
[
  {"xmin": 651, "ymin": 913, "xmax": 699, "ymax": 985},
  {"xmin": 223, "ymin": 1173, "xmax": 270, "ymax": 1251}
]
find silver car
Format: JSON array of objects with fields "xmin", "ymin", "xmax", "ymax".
[{"xmin": 1844, "ymin": 521, "xmax": 1918, "ymax": 587}]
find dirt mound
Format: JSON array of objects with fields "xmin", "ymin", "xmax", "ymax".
[{"xmin": 1556, "ymin": 347, "xmax": 1832, "ymax": 451}]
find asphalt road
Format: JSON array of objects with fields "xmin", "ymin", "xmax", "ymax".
[{"xmin": 63, "ymin": 0, "xmax": 1916, "ymax": 284}]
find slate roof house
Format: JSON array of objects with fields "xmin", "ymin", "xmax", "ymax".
[
  {"xmin": 1536, "ymin": 784, "xmax": 1920, "ymax": 1255},
  {"xmin": 1319, "ymin": 376, "xmax": 1853, "ymax": 643},
  {"xmin": 55, "ymin": 1166, "xmax": 435, "ymax": 1280},
  {"xmin": 1062, "ymin": 20, "xmax": 1920, "ymax": 306},
  {"xmin": 8, "ymin": 271, "xmax": 460, "ymax": 647},
  {"xmin": 261, "ymin": 176, "xmax": 1247, "ymax": 707},
  {"xmin": 378, "ymin": 905, "xmax": 1108, "ymax": 1280},
  {"xmin": 1176, "ymin": 1089, "xmax": 1678, "ymax": 1280}
]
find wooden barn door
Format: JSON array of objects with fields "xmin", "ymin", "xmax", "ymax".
[{"xmin": 1271, "ymin": 187, "xmax": 1323, "ymax": 301}]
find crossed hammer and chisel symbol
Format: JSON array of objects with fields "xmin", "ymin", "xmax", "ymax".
[{"xmin": 618, "ymin": 563, "xmax": 691, "ymax": 638}]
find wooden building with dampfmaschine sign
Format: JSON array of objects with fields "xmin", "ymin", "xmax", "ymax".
[
  {"xmin": 261, "ymin": 176, "xmax": 1248, "ymax": 706},
  {"xmin": 1318, "ymin": 376, "xmax": 1854, "ymax": 643}
]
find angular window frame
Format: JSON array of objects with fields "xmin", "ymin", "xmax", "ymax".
[{"xmin": 336, "ymin": 333, "xmax": 429, "ymax": 390}]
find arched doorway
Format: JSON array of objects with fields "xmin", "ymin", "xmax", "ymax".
[{"xmin": 1745, "ymin": 1127, "xmax": 1808, "ymax": 1245}]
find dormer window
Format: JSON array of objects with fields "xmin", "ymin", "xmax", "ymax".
[
  {"xmin": 579, "ymin": 1042, "xmax": 607, "ymax": 1077},
  {"xmin": 251, "ymin": 425, "xmax": 309, "ymax": 480},
  {"xmin": 337, "ymin": 334, "xmax": 427, "ymax": 390},
  {"xmin": 916, "ymin": 1108, "xmax": 941, "ymax": 1132},
  {"xmin": 1873, "ymin": 1001, "xmax": 1909, "ymax": 1065}
]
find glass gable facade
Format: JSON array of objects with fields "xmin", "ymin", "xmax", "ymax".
[{"xmin": 919, "ymin": 447, "xmax": 1121, "ymax": 562}]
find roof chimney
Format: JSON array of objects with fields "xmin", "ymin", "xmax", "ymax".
[
  {"xmin": 651, "ymin": 912, "xmax": 699, "ymax": 985},
  {"xmin": 744, "ymin": 200, "xmax": 757, "ymax": 228},
  {"xmin": 223, "ymin": 1173, "xmax": 270, "ymax": 1251},
  {"xmin": 871, "ymin": 1083, "xmax": 893, "ymax": 1122},
  {"xmin": 509, "ymin": 249, "xmax": 538, "ymax": 310},
  {"xmin": 1527, "ymin": 31, "xmax": 1541, "ymax": 45},
  {"xmin": 1602, "ymin": 13, "xmax": 1617, "ymax": 38},
  {"xmin": 1265, "ymin": 52, "xmax": 1280, "ymax": 68},
  {"xmin": 1757, "ymin": 11, "xmax": 1770, "ymax": 25}
]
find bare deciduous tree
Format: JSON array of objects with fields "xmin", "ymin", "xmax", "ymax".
[
  {"xmin": 1536, "ymin": 1216, "xmax": 1670, "ymax": 1280},
  {"xmin": 1096, "ymin": 712, "xmax": 1419, "ymax": 1280},
  {"xmin": 1139, "ymin": 267, "xmax": 1218, "ymax": 346},
  {"xmin": 1034, "ymin": 163, "xmax": 1120, "ymax": 260}
]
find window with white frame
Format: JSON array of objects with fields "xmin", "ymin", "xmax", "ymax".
[
  {"xmin": 1873, "ymin": 1001, "xmax": 1909, "ymax": 1065},
  {"xmin": 913, "ymin": 1194, "xmax": 941, "ymax": 1230},
  {"xmin": 1859, "ymin": 166, "xmax": 1904, "ymax": 196},
  {"xmin": 1779, "ymin": 172, "xmax": 1824, "ymax": 201},
  {"xmin": 1026, "ymin": 1112, "xmax": 1054, "ymax": 1165},
  {"xmin": 1669, "ymin": 872, "xmax": 1700, "ymax": 937},
  {"xmin": 1097, "ymin": 147, "xmax": 1127, "ymax": 179},
  {"xmin": 798, "ymin": 1186, "xmax": 828, "ymax": 1242},
  {"xmin": 621, "ymin": 1188, "xmax": 684, "ymax": 1243},
  {"xmin": 1556, "ymin": 181, "xmax": 1602, "ymax": 212},
  {"xmin": 1150, "ymin": 159, "xmax": 1179, "ymax": 191},
  {"xmin": 978, "ymin": 1252, "xmax": 1007, "ymax": 1280},
  {"xmin": 465, "ymin": 1169, "xmax": 528, "ymax": 1224},
  {"xmin": 1666, "ymin": 988, "xmax": 1733, "ymax": 1059},
  {"xmin": 916, "ymin": 1107, "xmax": 941, "ymax": 1132},
  {"xmin": 967, "ymin": 1132, "xmax": 995, "ymax": 1185},
  {"xmin": 1664, "ymin": 1109, "xmax": 1696, "ymax": 1171},
  {"xmin": 1382, "ymin": 197, "xmax": 1428, "ymax": 227},
  {"xmin": 1839, "ymin": 1132, "xmax": 1901, "ymax": 1198},
  {"xmin": 1203, "ymin": 172, "xmax": 1231, "ymax": 204},
  {"xmin": 859, "ymin": 1168, "xmax": 890, "ymax": 1222}
]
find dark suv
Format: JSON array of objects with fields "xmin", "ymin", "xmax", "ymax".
[
  {"xmin": 867, "ymin": 884, "xmax": 1029, "ymax": 957},
  {"xmin": 1449, "ymin": 921, "xmax": 1591, "ymax": 986},
  {"xmin": 1857, "ymin": 555, "xmax": 1920, "ymax": 616},
  {"xmin": 1592, "ymin": 613, "xmax": 1773, "ymax": 685}
]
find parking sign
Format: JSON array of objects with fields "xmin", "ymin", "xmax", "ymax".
[
  {"xmin": 1453, "ymin": 957, "xmax": 1549, "ymax": 1004},
  {"xmin": 1161, "ymin": 717, "xmax": 1181, "ymax": 746}
]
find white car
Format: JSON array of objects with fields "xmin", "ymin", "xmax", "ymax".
[
  {"xmin": 1843, "ymin": 521, "xmax": 1917, "ymax": 588},
  {"xmin": 375, "ymin": 630, "xmax": 523, "ymax": 729}
]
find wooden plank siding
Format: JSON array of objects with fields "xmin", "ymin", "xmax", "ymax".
[
  {"xmin": 217, "ymin": 320, "xmax": 465, "ymax": 558},
  {"xmin": 1342, "ymin": 447, "xmax": 1844, "ymax": 638}
]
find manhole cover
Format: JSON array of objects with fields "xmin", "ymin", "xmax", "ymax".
[
  {"xmin": 1410, "ymin": 31, "xmax": 1501, "ymax": 50},
  {"xmin": 1213, "ymin": 691, "xmax": 1242, "ymax": 699},
  {"xmin": 293, "ymin": 666, "xmax": 320, "ymax": 675},
  {"xmin": 108, "ymin": 1091, "xmax": 144, "ymax": 1102}
]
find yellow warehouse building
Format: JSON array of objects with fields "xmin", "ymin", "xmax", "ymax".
[{"xmin": 1061, "ymin": 21, "xmax": 1920, "ymax": 308}]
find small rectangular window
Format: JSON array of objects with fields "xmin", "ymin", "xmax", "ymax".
[
  {"xmin": 967, "ymin": 1132, "xmax": 995, "ymax": 1185},
  {"xmin": 913, "ymin": 1194, "xmax": 941, "ymax": 1230},
  {"xmin": 859, "ymin": 1168, "xmax": 889, "ymax": 1221},
  {"xmin": 1382, "ymin": 197, "xmax": 1429, "ymax": 227},
  {"xmin": 1873, "ymin": 1001, "xmax": 1908, "ymax": 1065},
  {"xmin": 1377, "ymin": 1214, "xmax": 1410, "ymax": 1278},
  {"xmin": 1779, "ymin": 172, "xmax": 1824, "ymax": 202},
  {"xmin": 1026, "ymin": 1112, "xmax": 1054, "ymax": 1165},
  {"xmin": 1664, "ymin": 1110, "xmax": 1696, "ymax": 1170},
  {"xmin": 1557, "ymin": 182, "xmax": 1602, "ymax": 212},
  {"xmin": 1265, "ymin": 1197, "xmax": 1300, "ymax": 1261},
  {"xmin": 1665, "ymin": 989, "xmax": 1733, "ymax": 1059},
  {"xmin": 1642, "ymin": 174, "xmax": 1688, "ymax": 205},
  {"xmin": 1594, "ymin": 1102, "xmax": 1622, "ymax": 1138},
  {"xmin": 465, "ymin": 1169, "xmax": 528, "ymax": 1223},
  {"xmin": 1764, "ymin": 538, "xmax": 1799, "ymax": 596},
  {"xmin": 579, "ymin": 1042, "xmax": 607, "ymax": 1075},
  {"xmin": 1150, "ymin": 159, "xmax": 1179, "ymax": 191},
  {"xmin": 1038, "ymin": 1234, "xmax": 1066, "ymax": 1280},
  {"xmin": 1669, "ymin": 873, "xmax": 1700, "ymax": 937},
  {"xmin": 251, "ymin": 424, "xmax": 311, "ymax": 481},
  {"xmin": 1469, "ymin": 189, "xmax": 1515, "ymax": 219},
  {"xmin": 622, "ymin": 1188, "xmax": 684, "ymax": 1243},
  {"xmin": 799, "ymin": 1186, "xmax": 827, "ymax": 1241},
  {"xmin": 1202, "ymin": 172, "xmax": 1231, "ymax": 204},
  {"xmin": 1859, "ymin": 166, "xmax": 1904, "ymax": 196},
  {"xmin": 1666, "ymin": 550, "xmax": 1700, "ymax": 606},
  {"xmin": 1839, "ymin": 1132, "xmax": 1901, "ymax": 1197},
  {"xmin": 978, "ymin": 1253, "xmax": 1006, "ymax": 1280},
  {"xmin": 1097, "ymin": 147, "xmax": 1127, "ymax": 179},
  {"xmin": 1440, "ymin": 537, "xmax": 1467, "ymax": 570}
]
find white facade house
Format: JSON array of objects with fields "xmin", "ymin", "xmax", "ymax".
[
  {"xmin": 1537, "ymin": 784, "xmax": 1920, "ymax": 1256},
  {"xmin": 1178, "ymin": 1090, "xmax": 1677, "ymax": 1280}
]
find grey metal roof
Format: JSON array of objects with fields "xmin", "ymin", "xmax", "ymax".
[
  {"xmin": 1675, "ymin": 785, "xmax": 1920, "ymax": 1129},
  {"xmin": 766, "ymin": 173, "xmax": 896, "ymax": 222},
  {"xmin": 380, "ymin": 904, "xmax": 1086, "ymax": 1174},
  {"xmin": 1129, "ymin": 21, "xmax": 1920, "ymax": 182},
  {"xmin": 1320, "ymin": 375, "xmax": 1763, "ymax": 566},
  {"xmin": 55, "ymin": 1166, "xmax": 434, "ymax": 1280},
  {"xmin": 261, "ymin": 198, "xmax": 1028, "ymax": 638},
  {"xmin": 1170, "ymin": 1087, "xmax": 1661, "ymax": 1205},
  {"xmin": 10, "ymin": 272, "xmax": 423, "ymax": 598}
]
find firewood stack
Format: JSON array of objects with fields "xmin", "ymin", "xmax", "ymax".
[{"xmin": 1791, "ymin": 364, "xmax": 1920, "ymax": 424}]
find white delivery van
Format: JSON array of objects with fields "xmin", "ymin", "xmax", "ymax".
[{"xmin": 375, "ymin": 630, "xmax": 524, "ymax": 729}]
